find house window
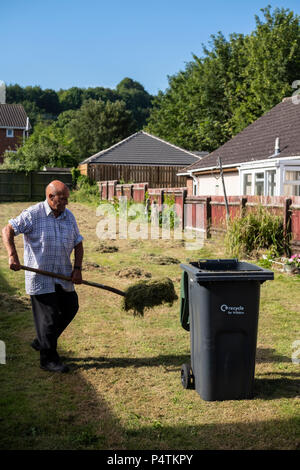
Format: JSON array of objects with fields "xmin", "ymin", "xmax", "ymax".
[
  {"xmin": 243, "ymin": 173, "xmax": 252, "ymax": 195},
  {"xmin": 283, "ymin": 170, "xmax": 300, "ymax": 196},
  {"xmin": 6, "ymin": 128, "xmax": 14, "ymax": 138},
  {"xmin": 266, "ymin": 170, "xmax": 276, "ymax": 196},
  {"xmin": 254, "ymin": 172, "xmax": 264, "ymax": 196}
]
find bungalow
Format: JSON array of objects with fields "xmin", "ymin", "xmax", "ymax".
[
  {"xmin": 79, "ymin": 131, "xmax": 206, "ymax": 188},
  {"xmin": 179, "ymin": 97, "xmax": 300, "ymax": 197}
]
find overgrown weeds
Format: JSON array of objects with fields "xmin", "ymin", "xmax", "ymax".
[
  {"xmin": 69, "ymin": 175, "xmax": 100, "ymax": 206},
  {"xmin": 225, "ymin": 205, "xmax": 288, "ymax": 258}
]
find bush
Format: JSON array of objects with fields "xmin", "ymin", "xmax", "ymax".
[
  {"xmin": 69, "ymin": 175, "xmax": 100, "ymax": 205},
  {"xmin": 225, "ymin": 205, "xmax": 288, "ymax": 258}
]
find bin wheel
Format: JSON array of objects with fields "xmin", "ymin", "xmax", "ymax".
[{"xmin": 181, "ymin": 363, "xmax": 195, "ymax": 389}]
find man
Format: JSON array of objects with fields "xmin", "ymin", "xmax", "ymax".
[{"xmin": 2, "ymin": 180, "xmax": 83, "ymax": 373}]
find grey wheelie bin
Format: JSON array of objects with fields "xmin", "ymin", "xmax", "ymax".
[{"xmin": 180, "ymin": 259, "xmax": 274, "ymax": 401}]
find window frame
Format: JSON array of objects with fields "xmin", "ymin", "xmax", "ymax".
[
  {"xmin": 6, "ymin": 128, "xmax": 14, "ymax": 138},
  {"xmin": 283, "ymin": 166, "xmax": 300, "ymax": 196}
]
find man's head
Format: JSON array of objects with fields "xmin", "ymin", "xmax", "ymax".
[{"xmin": 46, "ymin": 180, "xmax": 70, "ymax": 214}]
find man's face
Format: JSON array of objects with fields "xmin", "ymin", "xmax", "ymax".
[{"xmin": 48, "ymin": 189, "xmax": 69, "ymax": 213}]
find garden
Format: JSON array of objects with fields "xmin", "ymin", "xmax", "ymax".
[{"xmin": 0, "ymin": 199, "xmax": 299, "ymax": 450}]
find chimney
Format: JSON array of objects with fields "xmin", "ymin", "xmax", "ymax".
[
  {"xmin": 274, "ymin": 137, "xmax": 280, "ymax": 155},
  {"xmin": 0, "ymin": 81, "xmax": 6, "ymax": 104}
]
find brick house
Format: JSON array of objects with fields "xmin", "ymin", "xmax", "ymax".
[{"xmin": 0, "ymin": 104, "xmax": 31, "ymax": 163}]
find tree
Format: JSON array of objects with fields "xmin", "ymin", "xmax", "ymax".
[
  {"xmin": 146, "ymin": 6, "xmax": 300, "ymax": 152},
  {"xmin": 6, "ymin": 84, "xmax": 60, "ymax": 126},
  {"xmin": 82, "ymin": 86, "xmax": 118, "ymax": 103},
  {"xmin": 116, "ymin": 78, "xmax": 153, "ymax": 131},
  {"xmin": 66, "ymin": 99, "xmax": 135, "ymax": 160},
  {"xmin": 2, "ymin": 121, "xmax": 76, "ymax": 171},
  {"xmin": 232, "ymin": 6, "xmax": 300, "ymax": 132},
  {"xmin": 37, "ymin": 88, "xmax": 60, "ymax": 115},
  {"xmin": 58, "ymin": 87, "xmax": 83, "ymax": 112},
  {"xmin": 6, "ymin": 84, "xmax": 26, "ymax": 103}
]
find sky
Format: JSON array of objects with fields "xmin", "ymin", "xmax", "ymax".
[{"xmin": 1, "ymin": 0, "xmax": 300, "ymax": 96}]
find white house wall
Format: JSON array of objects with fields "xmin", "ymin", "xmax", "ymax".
[{"xmin": 197, "ymin": 172, "xmax": 239, "ymax": 196}]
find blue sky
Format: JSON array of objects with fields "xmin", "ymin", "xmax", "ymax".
[{"xmin": 2, "ymin": 1, "xmax": 300, "ymax": 95}]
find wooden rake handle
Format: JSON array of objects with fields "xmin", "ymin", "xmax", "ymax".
[{"xmin": 20, "ymin": 265, "xmax": 125, "ymax": 297}]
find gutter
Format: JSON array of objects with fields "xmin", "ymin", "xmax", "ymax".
[
  {"xmin": 178, "ymin": 154, "xmax": 300, "ymax": 177},
  {"xmin": 177, "ymin": 163, "xmax": 238, "ymax": 177}
]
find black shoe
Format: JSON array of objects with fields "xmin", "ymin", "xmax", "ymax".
[
  {"xmin": 40, "ymin": 361, "xmax": 69, "ymax": 373},
  {"xmin": 31, "ymin": 338, "xmax": 41, "ymax": 351}
]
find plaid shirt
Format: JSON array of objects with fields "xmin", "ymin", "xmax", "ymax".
[{"xmin": 9, "ymin": 200, "xmax": 83, "ymax": 295}]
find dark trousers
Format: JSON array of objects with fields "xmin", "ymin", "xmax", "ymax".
[{"xmin": 30, "ymin": 284, "xmax": 79, "ymax": 364}]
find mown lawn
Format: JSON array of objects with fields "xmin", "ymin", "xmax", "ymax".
[{"xmin": 0, "ymin": 201, "xmax": 299, "ymax": 450}]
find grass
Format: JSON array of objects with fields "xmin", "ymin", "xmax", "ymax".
[{"xmin": 0, "ymin": 201, "xmax": 299, "ymax": 450}]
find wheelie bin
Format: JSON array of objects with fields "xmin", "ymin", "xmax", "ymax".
[{"xmin": 180, "ymin": 259, "xmax": 274, "ymax": 401}]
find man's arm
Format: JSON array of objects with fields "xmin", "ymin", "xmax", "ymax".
[
  {"xmin": 2, "ymin": 224, "xmax": 21, "ymax": 271},
  {"xmin": 71, "ymin": 241, "xmax": 83, "ymax": 284}
]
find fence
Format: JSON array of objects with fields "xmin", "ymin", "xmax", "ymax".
[
  {"xmin": 185, "ymin": 195, "xmax": 300, "ymax": 253},
  {"xmin": 79, "ymin": 163, "xmax": 188, "ymax": 188},
  {"xmin": 98, "ymin": 180, "xmax": 300, "ymax": 253},
  {"xmin": 0, "ymin": 170, "xmax": 72, "ymax": 201}
]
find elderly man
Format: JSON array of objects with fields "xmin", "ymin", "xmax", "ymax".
[{"xmin": 2, "ymin": 180, "xmax": 83, "ymax": 373}]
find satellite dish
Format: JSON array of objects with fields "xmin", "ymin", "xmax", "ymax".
[{"xmin": 0, "ymin": 80, "xmax": 6, "ymax": 104}]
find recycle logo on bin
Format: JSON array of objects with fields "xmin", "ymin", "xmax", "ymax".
[{"xmin": 220, "ymin": 304, "xmax": 245, "ymax": 314}]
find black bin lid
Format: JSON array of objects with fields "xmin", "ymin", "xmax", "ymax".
[
  {"xmin": 180, "ymin": 259, "xmax": 274, "ymax": 282},
  {"xmin": 198, "ymin": 259, "xmax": 238, "ymax": 270}
]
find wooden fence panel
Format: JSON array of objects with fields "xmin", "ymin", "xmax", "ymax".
[
  {"xmin": 87, "ymin": 164, "xmax": 187, "ymax": 188},
  {"xmin": 0, "ymin": 171, "xmax": 72, "ymax": 201}
]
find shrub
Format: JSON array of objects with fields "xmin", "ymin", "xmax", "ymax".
[
  {"xmin": 225, "ymin": 205, "xmax": 288, "ymax": 258},
  {"xmin": 69, "ymin": 175, "xmax": 100, "ymax": 205}
]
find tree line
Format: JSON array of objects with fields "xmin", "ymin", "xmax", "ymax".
[
  {"xmin": 4, "ymin": 78, "xmax": 153, "ymax": 170},
  {"xmin": 146, "ymin": 6, "xmax": 300, "ymax": 152},
  {"xmin": 3, "ymin": 6, "xmax": 300, "ymax": 171}
]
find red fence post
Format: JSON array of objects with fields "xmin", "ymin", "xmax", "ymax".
[
  {"xmin": 116, "ymin": 184, "xmax": 123, "ymax": 199},
  {"xmin": 122, "ymin": 184, "xmax": 133, "ymax": 201},
  {"xmin": 107, "ymin": 180, "xmax": 118, "ymax": 200}
]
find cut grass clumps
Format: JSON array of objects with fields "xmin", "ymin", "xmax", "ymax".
[
  {"xmin": 82, "ymin": 262, "xmax": 106, "ymax": 272},
  {"xmin": 122, "ymin": 277, "xmax": 178, "ymax": 316},
  {"xmin": 95, "ymin": 242, "xmax": 119, "ymax": 253},
  {"xmin": 115, "ymin": 268, "xmax": 152, "ymax": 278},
  {"xmin": 145, "ymin": 254, "xmax": 180, "ymax": 265}
]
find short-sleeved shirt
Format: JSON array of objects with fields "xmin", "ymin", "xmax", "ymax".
[{"xmin": 9, "ymin": 200, "xmax": 83, "ymax": 295}]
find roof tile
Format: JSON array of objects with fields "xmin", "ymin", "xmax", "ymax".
[
  {"xmin": 0, "ymin": 104, "xmax": 30, "ymax": 128},
  {"xmin": 81, "ymin": 131, "xmax": 201, "ymax": 166},
  {"xmin": 185, "ymin": 97, "xmax": 300, "ymax": 172}
]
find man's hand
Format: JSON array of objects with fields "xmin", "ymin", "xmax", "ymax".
[
  {"xmin": 2, "ymin": 224, "xmax": 21, "ymax": 271},
  {"xmin": 9, "ymin": 253, "xmax": 21, "ymax": 271},
  {"xmin": 71, "ymin": 268, "xmax": 82, "ymax": 284}
]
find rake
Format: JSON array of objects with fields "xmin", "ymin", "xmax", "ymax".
[{"xmin": 19, "ymin": 265, "xmax": 178, "ymax": 316}]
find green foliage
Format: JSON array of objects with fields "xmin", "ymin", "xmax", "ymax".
[
  {"xmin": 6, "ymin": 84, "xmax": 60, "ymax": 125},
  {"xmin": 116, "ymin": 78, "xmax": 153, "ymax": 130},
  {"xmin": 69, "ymin": 175, "xmax": 100, "ymax": 205},
  {"xmin": 225, "ymin": 205, "xmax": 287, "ymax": 258},
  {"xmin": 256, "ymin": 256, "xmax": 273, "ymax": 269},
  {"xmin": 145, "ymin": 194, "xmax": 180, "ymax": 229},
  {"xmin": 161, "ymin": 194, "xmax": 180, "ymax": 229},
  {"xmin": 146, "ymin": 6, "xmax": 300, "ymax": 152},
  {"xmin": 2, "ymin": 121, "xmax": 77, "ymax": 171},
  {"xmin": 6, "ymin": 78, "xmax": 152, "ymax": 133},
  {"xmin": 71, "ymin": 167, "xmax": 81, "ymax": 186},
  {"xmin": 66, "ymin": 99, "xmax": 135, "ymax": 161}
]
